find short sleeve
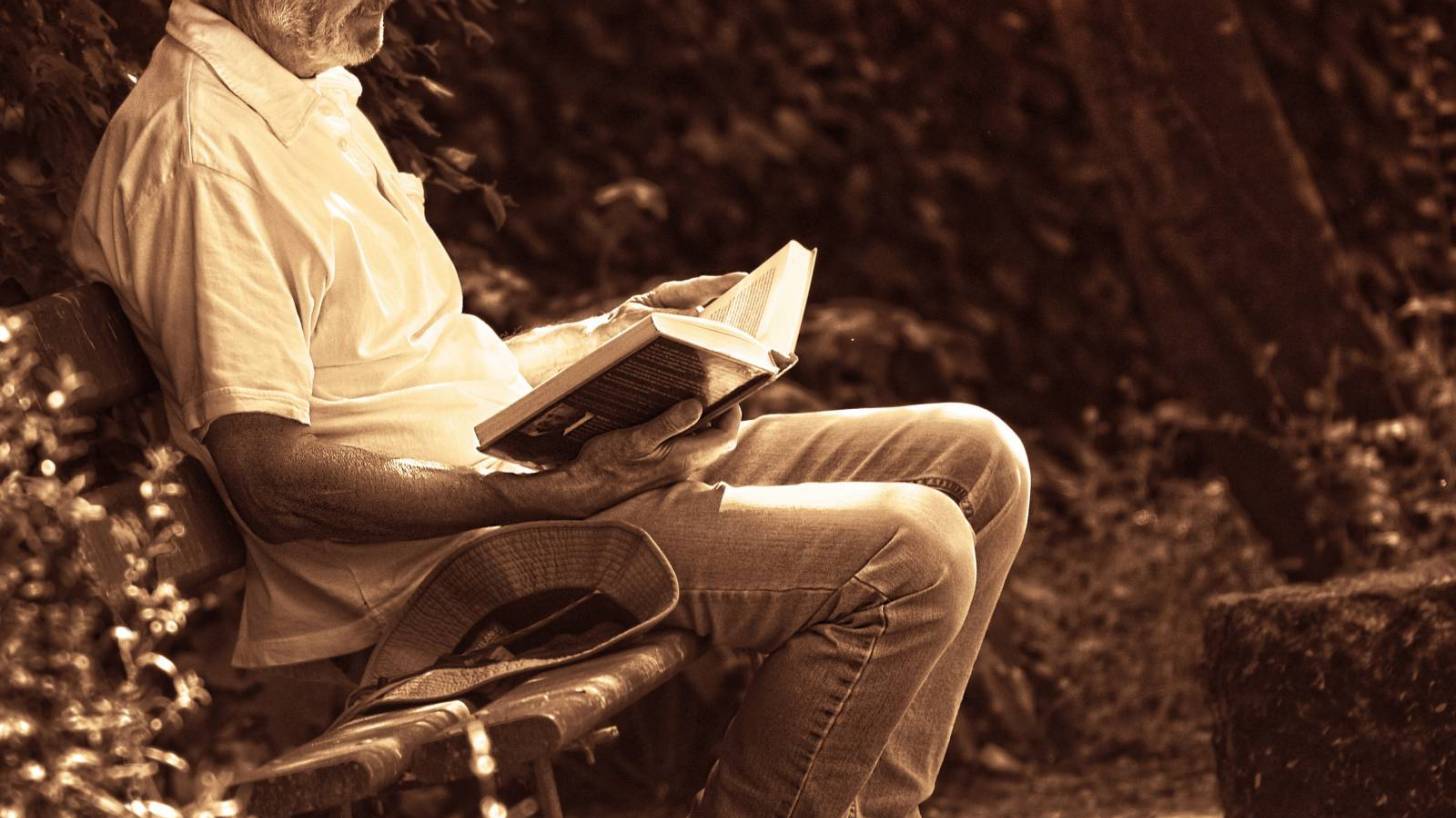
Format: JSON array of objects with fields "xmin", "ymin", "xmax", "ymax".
[{"xmin": 123, "ymin": 164, "xmax": 322, "ymax": 440}]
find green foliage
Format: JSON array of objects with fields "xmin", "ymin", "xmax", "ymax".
[
  {"xmin": 0, "ymin": 313, "xmax": 231, "ymax": 817},
  {"xmin": 0, "ymin": 0, "xmax": 151, "ymax": 296},
  {"xmin": 414, "ymin": 0, "xmax": 1154, "ymax": 423},
  {"xmin": 356, "ymin": 0, "xmax": 514, "ymax": 228},
  {"xmin": 993, "ymin": 406, "xmax": 1282, "ymax": 765},
  {"xmin": 1243, "ymin": 0, "xmax": 1455, "ymax": 314},
  {"xmin": 1238, "ymin": 0, "xmax": 1456, "ymax": 574},
  {"xmin": 1274, "ymin": 340, "xmax": 1456, "ymax": 574}
]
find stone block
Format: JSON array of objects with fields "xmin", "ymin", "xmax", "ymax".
[{"xmin": 1204, "ymin": 555, "xmax": 1456, "ymax": 818}]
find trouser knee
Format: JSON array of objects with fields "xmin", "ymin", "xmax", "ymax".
[
  {"xmin": 870, "ymin": 484, "xmax": 977, "ymax": 631},
  {"xmin": 920, "ymin": 402, "xmax": 1031, "ymax": 537}
]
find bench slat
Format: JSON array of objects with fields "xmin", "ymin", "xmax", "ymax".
[
  {"xmin": 11, "ymin": 282, "xmax": 157, "ymax": 416},
  {"xmin": 236, "ymin": 629, "xmax": 704, "ymax": 815},
  {"xmin": 236, "ymin": 701, "xmax": 473, "ymax": 818},
  {"xmin": 8, "ymin": 283, "xmax": 246, "ymax": 599},
  {"xmin": 408, "ymin": 628, "xmax": 704, "ymax": 783},
  {"xmin": 78, "ymin": 457, "xmax": 246, "ymax": 597}
]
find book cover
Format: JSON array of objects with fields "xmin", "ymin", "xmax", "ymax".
[{"xmin": 476, "ymin": 241, "xmax": 815, "ymax": 469}]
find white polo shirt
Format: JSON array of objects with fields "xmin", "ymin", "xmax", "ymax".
[{"xmin": 69, "ymin": 0, "xmax": 532, "ymax": 666}]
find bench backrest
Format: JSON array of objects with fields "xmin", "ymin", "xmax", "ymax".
[{"xmin": 6, "ymin": 282, "xmax": 245, "ymax": 595}]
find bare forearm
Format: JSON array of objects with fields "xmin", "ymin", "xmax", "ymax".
[
  {"xmin": 206, "ymin": 398, "xmax": 739, "ymax": 547},
  {"xmin": 239, "ymin": 438, "xmax": 603, "ymax": 544},
  {"xmin": 505, "ymin": 314, "xmax": 613, "ymax": 387}
]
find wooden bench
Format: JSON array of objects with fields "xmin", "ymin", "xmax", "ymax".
[{"xmin": 5, "ymin": 280, "xmax": 706, "ymax": 818}]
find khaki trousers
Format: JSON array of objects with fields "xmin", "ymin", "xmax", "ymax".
[{"xmin": 593, "ymin": 403, "xmax": 1032, "ymax": 818}]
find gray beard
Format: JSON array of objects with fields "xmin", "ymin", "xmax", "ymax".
[{"xmin": 215, "ymin": 0, "xmax": 383, "ymax": 77}]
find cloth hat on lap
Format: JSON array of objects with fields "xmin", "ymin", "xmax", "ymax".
[{"xmin": 334, "ymin": 520, "xmax": 679, "ymax": 725}]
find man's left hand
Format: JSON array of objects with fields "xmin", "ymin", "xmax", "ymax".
[{"xmin": 607, "ymin": 272, "xmax": 747, "ymax": 333}]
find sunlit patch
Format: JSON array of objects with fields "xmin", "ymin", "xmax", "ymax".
[{"xmin": 325, "ymin": 190, "xmax": 361, "ymax": 222}]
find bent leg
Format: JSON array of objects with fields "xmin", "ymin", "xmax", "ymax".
[
  {"xmin": 594, "ymin": 480, "xmax": 976, "ymax": 818},
  {"xmin": 704, "ymin": 403, "xmax": 1033, "ymax": 817}
]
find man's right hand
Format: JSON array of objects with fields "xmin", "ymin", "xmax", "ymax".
[{"xmin": 560, "ymin": 399, "xmax": 741, "ymax": 516}]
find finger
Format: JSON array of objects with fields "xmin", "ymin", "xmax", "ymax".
[
  {"xmin": 635, "ymin": 399, "xmax": 703, "ymax": 449},
  {"xmin": 677, "ymin": 406, "xmax": 741, "ymax": 452},
  {"xmin": 697, "ymin": 272, "xmax": 747, "ymax": 299},
  {"xmin": 666, "ymin": 419, "xmax": 739, "ymax": 470},
  {"xmin": 712, "ymin": 271, "xmax": 749, "ymax": 288},
  {"xmin": 651, "ymin": 273, "xmax": 747, "ymax": 308},
  {"xmin": 710, "ymin": 404, "xmax": 743, "ymax": 436},
  {"xmin": 644, "ymin": 279, "xmax": 704, "ymax": 309}
]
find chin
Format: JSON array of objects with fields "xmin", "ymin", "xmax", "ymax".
[{"xmin": 339, "ymin": 18, "xmax": 386, "ymax": 66}]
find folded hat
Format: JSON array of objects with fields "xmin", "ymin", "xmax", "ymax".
[{"xmin": 335, "ymin": 520, "xmax": 678, "ymax": 725}]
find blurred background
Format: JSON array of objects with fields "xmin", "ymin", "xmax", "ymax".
[{"xmin": 2, "ymin": 0, "xmax": 1453, "ymax": 814}]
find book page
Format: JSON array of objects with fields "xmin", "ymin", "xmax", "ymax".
[
  {"xmin": 701, "ymin": 262, "xmax": 776, "ymax": 337},
  {"xmin": 700, "ymin": 241, "xmax": 815, "ymax": 354},
  {"xmin": 652, "ymin": 313, "xmax": 774, "ymax": 370}
]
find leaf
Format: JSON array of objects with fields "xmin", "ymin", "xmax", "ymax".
[
  {"xmin": 1397, "ymin": 295, "xmax": 1456, "ymax": 319},
  {"xmin": 481, "ymin": 183, "xmax": 508, "ymax": 229},
  {"xmin": 415, "ymin": 74, "xmax": 455, "ymax": 99},
  {"xmin": 439, "ymin": 147, "xmax": 477, "ymax": 172},
  {"xmin": 460, "ymin": 19, "xmax": 494, "ymax": 47},
  {"xmin": 593, "ymin": 178, "xmax": 668, "ymax": 220},
  {"xmin": 5, "ymin": 157, "xmax": 46, "ymax": 187}
]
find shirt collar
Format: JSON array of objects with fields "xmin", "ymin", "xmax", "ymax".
[
  {"xmin": 166, "ymin": 0, "xmax": 360, "ymax": 144},
  {"xmin": 303, "ymin": 66, "xmax": 364, "ymax": 111}
]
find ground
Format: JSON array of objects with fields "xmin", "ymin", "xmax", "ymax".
[
  {"xmin": 564, "ymin": 754, "xmax": 1223, "ymax": 818},
  {"xmin": 927, "ymin": 756, "xmax": 1221, "ymax": 818}
]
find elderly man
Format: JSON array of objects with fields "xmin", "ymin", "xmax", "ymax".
[{"xmin": 68, "ymin": 1, "xmax": 1030, "ymax": 816}]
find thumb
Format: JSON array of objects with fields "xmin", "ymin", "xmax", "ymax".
[
  {"xmin": 651, "ymin": 274, "xmax": 745, "ymax": 308},
  {"xmin": 638, "ymin": 399, "xmax": 703, "ymax": 447}
]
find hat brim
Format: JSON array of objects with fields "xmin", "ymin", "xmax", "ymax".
[{"xmin": 346, "ymin": 520, "xmax": 678, "ymax": 718}]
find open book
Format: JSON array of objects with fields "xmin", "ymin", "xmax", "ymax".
[{"xmin": 475, "ymin": 240, "xmax": 817, "ymax": 468}]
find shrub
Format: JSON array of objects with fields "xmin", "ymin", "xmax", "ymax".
[{"xmin": 0, "ymin": 312, "xmax": 231, "ymax": 816}]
